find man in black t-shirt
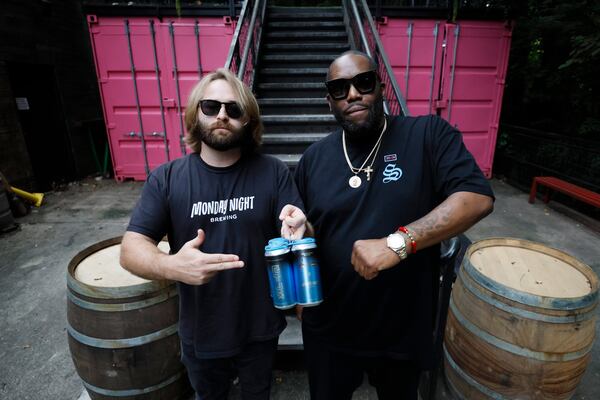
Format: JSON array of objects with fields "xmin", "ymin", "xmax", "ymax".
[
  {"xmin": 295, "ymin": 51, "xmax": 495, "ymax": 399},
  {"xmin": 120, "ymin": 69, "xmax": 306, "ymax": 400}
]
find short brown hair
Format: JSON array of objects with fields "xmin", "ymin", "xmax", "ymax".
[{"xmin": 184, "ymin": 68, "xmax": 263, "ymax": 153}]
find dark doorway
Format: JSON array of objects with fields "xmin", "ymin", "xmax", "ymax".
[{"xmin": 8, "ymin": 63, "xmax": 75, "ymax": 191}]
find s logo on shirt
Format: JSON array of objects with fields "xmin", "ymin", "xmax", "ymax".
[{"xmin": 383, "ymin": 164, "xmax": 402, "ymax": 183}]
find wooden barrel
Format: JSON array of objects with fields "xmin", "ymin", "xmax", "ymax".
[
  {"xmin": 444, "ymin": 238, "xmax": 598, "ymax": 400},
  {"xmin": 67, "ymin": 237, "xmax": 191, "ymax": 399}
]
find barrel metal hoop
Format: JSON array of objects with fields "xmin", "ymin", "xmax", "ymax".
[
  {"xmin": 68, "ymin": 286, "xmax": 178, "ymax": 312},
  {"xmin": 460, "ymin": 272, "xmax": 596, "ymax": 324},
  {"xmin": 66, "ymin": 273, "xmax": 171, "ymax": 300},
  {"xmin": 463, "ymin": 257, "xmax": 598, "ymax": 311},
  {"xmin": 67, "ymin": 322, "xmax": 178, "ymax": 349},
  {"xmin": 82, "ymin": 370, "xmax": 184, "ymax": 397},
  {"xmin": 443, "ymin": 345, "xmax": 508, "ymax": 400},
  {"xmin": 449, "ymin": 298, "xmax": 592, "ymax": 362}
]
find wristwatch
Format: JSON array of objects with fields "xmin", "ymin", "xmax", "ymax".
[{"xmin": 387, "ymin": 232, "xmax": 407, "ymax": 260}]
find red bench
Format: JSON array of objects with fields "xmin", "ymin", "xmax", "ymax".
[{"xmin": 529, "ymin": 176, "xmax": 600, "ymax": 208}]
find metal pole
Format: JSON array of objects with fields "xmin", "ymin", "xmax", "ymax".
[
  {"xmin": 447, "ymin": 24, "xmax": 460, "ymax": 122},
  {"xmin": 238, "ymin": 0, "xmax": 262, "ymax": 79},
  {"xmin": 169, "ymin": 22, "xmax": 187, "ymax": 155},
  {"xmin": 124, "ymin": 20, "xmax": 150, "ymax": 177},
  {"xmin": 149, "ymin": 20, "xmax": 170, "ymax": 162},
  {"xmin": 428, "ymin": 22, "xmax": 439, "ymax": 114},
  {"xmin": 404, "ymin": 22, "xmax": 413, "ymax": 103},
  {"xmin": 194, "ymin": 20, "xmax": 203, "ymax": 79},
  {"xmin": 224, "ymin": 0, "xmax": 250, "ymax": 70}
]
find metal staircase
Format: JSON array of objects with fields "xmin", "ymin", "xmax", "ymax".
[
  {"xmin": 224, "ymin": 0, "xmax": 407, "ymax": 350},
  {"xmin": 256, "ymin": 6, "xmax": 350, "ymax": 169}
]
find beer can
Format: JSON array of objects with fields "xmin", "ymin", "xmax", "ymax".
[
  {"xmin": 291, "ymin": 238, "xmax": 323, "ymax": 306},
  {"xmin": 264, "ymin": 243, "xmax": 296, "ymax": 309}
]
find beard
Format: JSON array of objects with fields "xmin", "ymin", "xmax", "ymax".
[
  {"xmin": 191, "ymin": 119, "xmax": 247, "ymax": 152},
  {"xmin": 332, "ymin": 91, "xmax": 385, "ymax": 143}
]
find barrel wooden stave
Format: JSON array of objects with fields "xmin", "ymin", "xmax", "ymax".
[
  {"xmin": 68, "ymin": 333, "xmax": 183, "ymax": 391},
  {"xmin": 445, "ymin": 309, "xmax": 591, "ymax": 400},
  {"xmin": 67, "ymin": 293, "xmax": 179, "ymax": 340},
  {"xmin": 452, "ymin": 269, "xmax": 595, "ymax": 354},
  {"xmin": 444, "ymin": 238, "xmax": 597, "ymax": 400}
]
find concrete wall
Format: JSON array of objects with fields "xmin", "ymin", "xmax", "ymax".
[{"xmin": 0, "ymin": 0, "xmax": 103, "ymax": 189}]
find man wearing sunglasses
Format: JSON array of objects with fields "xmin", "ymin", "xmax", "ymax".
[
  {"xmin": 121, "ymin": 68, "xmax": 307, "ymax": 399},
  {"xmin": 294, "ymin": 51, "xmax": 494, "ymax": 399}
]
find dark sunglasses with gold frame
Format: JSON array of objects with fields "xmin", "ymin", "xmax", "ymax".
[{"xmin": 325, "ymin": 70, "xmax": 379, "ymax": 100}]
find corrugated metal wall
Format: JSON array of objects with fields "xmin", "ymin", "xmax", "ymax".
[
  {"xmin": 87, "ymin": 16, "xmax": 235, "ymax": 181},
  {"xmin": 379, "ymin": 19, "xmax": 512, "ymax": 178}
]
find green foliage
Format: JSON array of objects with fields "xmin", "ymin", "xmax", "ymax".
[{"xmin": 503, "ymin": 0, "xmax": 600, "ymax": 141}]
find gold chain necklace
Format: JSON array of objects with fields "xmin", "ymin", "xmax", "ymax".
[{"xmin": 342, "ymin": 117, "xmax": 387, "ymax": 188}]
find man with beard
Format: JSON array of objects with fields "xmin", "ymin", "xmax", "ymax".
[
  {"xmin": 294, "ymin": 51, "xmax": 494, "ymax": 399},
  {"xmin": 120, "ymin": 68, "xmax": 307, "ymax": 399}
]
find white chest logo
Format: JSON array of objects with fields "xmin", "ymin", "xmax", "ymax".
[{"xmin": 383, "ymin": 164, "xmax": 403, "ymax": 183}]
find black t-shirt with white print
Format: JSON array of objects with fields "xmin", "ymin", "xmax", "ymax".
[
  {"xmin": 127, "ymin": 152, "xmax": 304, "ymax": 359},
  {"xmin": 295, "ymin": 115, "xmax": 494, "ymax": 368}
]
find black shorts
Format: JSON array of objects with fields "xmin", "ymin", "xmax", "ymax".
[
  {"xmin": 303, "ymin": 328, "xmax": 421, "ymax": 400},
  {"xmin": 181, "ymin": 339, "xmax": 278, "ymax": 400}
]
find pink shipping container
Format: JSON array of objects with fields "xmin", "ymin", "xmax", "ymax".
[
  {"xmin": 379, "ymin": 18, "xmax": 512, "ymax": 178},
  {"xmin": 87, "ymin": 11, "xmax": 511, "ymax": 180},
  {"xmin": 87, "ymin": 15, "xmax": 235, "ymax": 181}
]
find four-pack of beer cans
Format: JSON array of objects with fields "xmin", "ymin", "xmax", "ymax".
[{"xmin": 264, "ymin": 237, "xmax": 323, "ymax": 309}]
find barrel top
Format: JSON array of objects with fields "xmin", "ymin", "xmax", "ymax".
[
  {"xmin": 74, "ymin": 242, "xmax": 169, "ymax": 287},
  {"xmin": 469, "ymin": 239, "xmax": 593, "ymax": 298}
]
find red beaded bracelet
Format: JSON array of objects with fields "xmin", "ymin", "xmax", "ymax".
[{"xmin": 398, "ymin": 226, "xmax": 417, "ymax": 254}]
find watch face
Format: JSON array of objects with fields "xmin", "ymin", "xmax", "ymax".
[{"xmin": 388, "ymin": 233, "xmax": 405, "ymax": 249}]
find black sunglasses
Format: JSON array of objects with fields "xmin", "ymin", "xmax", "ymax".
[
  {"xmin": 199, "ymin": 99, "xmax": 244, "ymax": 119},
  {"xmin": 325, "ymin": 70, "xmax": 379, "ymax": 100}
]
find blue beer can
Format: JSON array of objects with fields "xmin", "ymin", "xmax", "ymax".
[
  {"xmin": 264, "ymin": 243, "xmax": 296, "ymax": 310},
  {"xmin": 291, "ymin": 238, "xmax": 323, "ymax": 306}
]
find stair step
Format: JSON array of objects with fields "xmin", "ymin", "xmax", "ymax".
[
  {"xmin": 258, "ymin": 68, "xmax": 327, "ymax": 83},
  {"xmin": 262, "ymin": 114, "xmax": 336, "ymax": 124},
  {"xmin": 268, "ymin": 21, "xmax": 346, "ymax": 29},
  {"xmin": 258, "ymin": 98, "xmax": 330, "ymax": 114},
  {"xmin": 272, "ymin": 153, "xmax": 302, "ymax": 167},
  {"xmin": 260, "ymin": 68, "xmax": 329, "ymax": 76},
  {"xmin": 262, "ymin": 54, "xmax": 338, "ymax": 62},
  {"xmin": 259, "ymin": 97, "xmax": 328, "ymax": 105},
  {"xmin": 263, "ymin": 133, "xmax": 329, "ymax": 144},
  {"xmin": 258, "ymin": 82, "xmax": 325, "ymax": 91},
  {"xmin": 269, "ymin": 8, "xmax": 344, "ymax": 21},
  {"xmin": 266, "ymin": 31, "xmax": 347, "ymax": 39},
  {"xmin": 263, "ymin": 43, "xmax": 350, "ymax": 51},
  {"xmin": 277, "ymin": 315, "xmax": 303, "ymax": 350}
]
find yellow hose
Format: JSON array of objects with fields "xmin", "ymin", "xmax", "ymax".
[{"xmin": 10, "ymin": 186, "xmax": 44, "ymax": 207}]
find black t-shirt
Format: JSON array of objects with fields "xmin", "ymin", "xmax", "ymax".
[
  {"xmin": 127, "ymin": 152, "xmax": 304, "ymax": 359},
  {"xmin": 295, "ymin": 115, "xmax": 493, "ymax": 367}
]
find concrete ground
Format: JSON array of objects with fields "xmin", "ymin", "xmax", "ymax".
[{"xmin": 0, "ymin": 177, "xmax": 598, "ymax": 400}]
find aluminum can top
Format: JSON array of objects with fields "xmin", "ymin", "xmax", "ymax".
[
  {"xmin": 264, "ymin": 243, "xmax": 290, "ymax": 257},
  {"xmin": 268, "ymin": 237, "xmax": 290, "ymax": 246},
  {"xmin": 291, "ymin": 237, "xmax": 317, "ymax": 251}
]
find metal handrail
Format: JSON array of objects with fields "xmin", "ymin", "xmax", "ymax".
[
  {"xmin": 343, "ymin": 0, "xmax": 410, "ymax": 116},
  {"xmin": 224, "ymin": 0, "xmax": 266, "ymax": 90}
]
